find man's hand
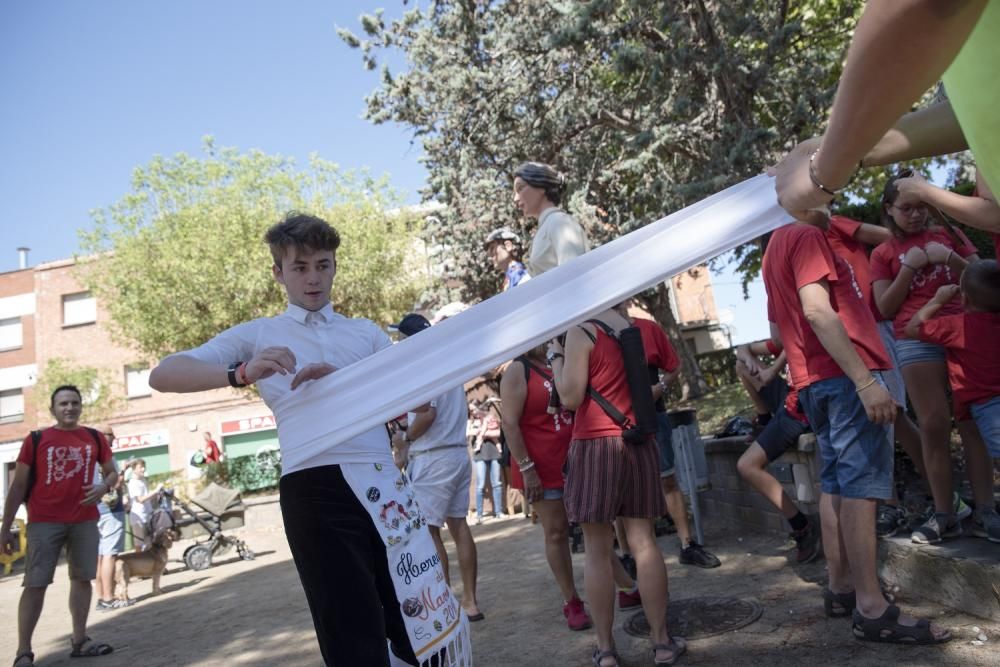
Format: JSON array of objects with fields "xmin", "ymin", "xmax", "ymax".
[
  {"xmin": 857, "ymin": 380, "xmax": 897, "ymax": 425},
  {"xmin": 903, "ymin": 246, "xmax": 929, "ymax": 270},
  {"xmin": 81, "ymin": 482, "xmax": 107, "ymax": 506},
  {"xmin": 522, "ymin": 467, "xmax": 544, "ymax": 503},
  {"xmin": 391, "ymin": 432, "xmax": 409, "ymax": 471},
  {"xmin": 245, "ymin": 347, "xmax": 298, "ymax": 383},
  {"xmin": 1, "ymin": 527, "xmax": 17, "ymax": 555},
  {"xmin": 546, "ymin": 338, "xmax": 564, "ymax": 358},
  {"xmin": 290, "ymin": 363, "xmax": 338, "ymax": 390},
  {"xmin": 932, "ymin": 284, "xmax": 961, "ymax": 304},
  {"xmin": 893, "ymin": 173, "xmax": 929, "ymax": 207},
  {"xmin": 924, "ymin": 241, "xmax": 952, "ymax": 265},
  {"xmin": 769, "ymin": 137, "xmax": 833, "ymax": 216}
]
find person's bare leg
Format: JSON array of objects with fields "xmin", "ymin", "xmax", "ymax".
[
  {"xmin": 738, "ymin": 444, "xmax": 800, "ymax": 518},
  {"xmin": 610, "ymin": 549, "xmax": 634, "ymax": 589},
  {"xmin": 68, "ymin": 579, "xmax": 93, "ymax": 646},
  {"xmin": 820, "ymin": 493, "xmax": 852, "ymax": 594},
  {"xmin": 581, "ymin": 523, "xmax": 616, "ymax": 666},
  {"xmin": 902, "ymin": 362, "xmax": 954, "ymax": 514},
  {"xmin": 737, "ymin": 371, "xmax": 771, "ymax": 416},
  {"xmin": 894, "ymin": 411, "xmax": 926, "ymax": 479},
  {"xmin": 660, "ymin": 474, "xmax": 695, "ymax": 545},
  {"xmin": 957, "ymin": 420, "xmax": 995, "ymax": 510},
  {"xmin": 96, "ymin": 555, "xmax": 115, "ymax": 601},
  {"xmin": 445, "ymin": 517, "xmax": 481, "ymax": 617},
  {"xmin": 427, "ymin": 525, "xmax": 450, "ymax": 586},
  {"xmin": 843, "ymin": 498, "xmax": 949, "ymax": 638},
  {"xmin": 533, "ymin": 499, "xmax": 579, "ymax": 601},
  {"xmin": 622, "ymin": 517, "xmax": 676, "ymax": 662},
  {"xmin": 17, "ymin": 586, "xmax": 46, "ymax": 657}
]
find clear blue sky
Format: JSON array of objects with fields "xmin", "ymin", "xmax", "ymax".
[{"xmin": 0, "ymin": 0, "xmax": 771, "ymax": 343}]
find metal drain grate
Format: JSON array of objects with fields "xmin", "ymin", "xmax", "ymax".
[{"xmin": 623, "ymin": 596, "xmax": 763, "ymax": 640}]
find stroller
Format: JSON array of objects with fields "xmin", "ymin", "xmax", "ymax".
[{"xmin": 164, "ymin": 483, "xmax": 255, "ymax": 571}]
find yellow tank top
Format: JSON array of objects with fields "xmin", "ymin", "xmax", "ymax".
[{"xmin": 943, "ymin": 0, "xmax": 999, "ymax": 190}]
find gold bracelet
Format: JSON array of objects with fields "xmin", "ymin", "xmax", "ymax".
[{"xmin": 855, "ymin": 376, "xmax": 877, "ymax": 393}]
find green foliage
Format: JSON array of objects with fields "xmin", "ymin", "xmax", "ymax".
[
  {"xmin": 78, "ymin": 139, "xmax": 427, "ymax": 359},
  {"xmin": 341, "ymin": 0, "xmax": 864, "ymax": 304},
  {"xmin": 223, "ymin": 453, "xmax": 281, "ymax": 493},
  {"xmin": 33, "ymin": 358, "xmax": 123, "ymax": 423}
]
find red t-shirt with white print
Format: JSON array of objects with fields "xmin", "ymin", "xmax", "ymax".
[
  {"xmin": 870, "ymin": 227, "xmax": 978, "ymax": 338},
  {"xmin": 17, "ymin": 427, "xmax": 112, "ymax": 523}
]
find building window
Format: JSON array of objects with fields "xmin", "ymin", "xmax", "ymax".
[
  {"xmin": 0, "ymin": 389, "xmax": 24, "ymax": 424},
  {"xmin": 0, "ymin": 317, "xmax": 22, "ymax": 351},
  {"xmin": 62, "ymin": 292, "xmax": 97, "ymax": 327},
  {"xmin": 125, "ymin": 364, "xmax": 152, "ymax": 398}
]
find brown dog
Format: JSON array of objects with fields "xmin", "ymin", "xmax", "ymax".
[{"xmin": 114, "ymin": 528, "xmax": 175, "ymax": 601}]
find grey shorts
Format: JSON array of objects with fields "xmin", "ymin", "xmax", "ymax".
[
  {"xmin": 408, "ymin": 446, "xmax": 473, "ymax": 527},
  {"xmin": 97, "ymin": 511, "xmax": 126, "ymax": 555},
  {"xmin": 24, "ymin": 521, "xmax": 99, "ymax": 587}
]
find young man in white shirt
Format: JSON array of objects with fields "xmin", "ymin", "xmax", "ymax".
[
  {"xmin": 389, "ymin": 314, "xmax": 483, "ymax": 622},
  {"xmin": 149, "ymin": 213, "xmax": 436, "ymax": 666}
]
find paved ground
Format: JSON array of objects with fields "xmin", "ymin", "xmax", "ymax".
[{"xmin": 2, "ymin": 494, "xmax": 997, "ymax": 666}]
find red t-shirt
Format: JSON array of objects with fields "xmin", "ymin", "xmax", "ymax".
[
  {"xmin": 916, "ymin": 311, "xmax": 1000, "ymax": 416},
  {"xmin": 572, "ymin": 325, "xmax": 637, "ymax": 440},
  {"xmin": 631, "ymin": 318, "xmax": 680, "ymax": 373},
  {"xmin": 763, "ymin": 223, "xmax": 889, "ymax": 389},
  {"xmin": 510, "ymin": 361, "xmax": 573, "ymax": 490},
  {"xmin": 17, "ymin": 427, "xmax": 113, "ymax": 524},
  {"xmin": 825, "ymin": 215, "xmax": 884, "ymax": 322},
  {"xmin": 870, "ymin": 227, "xmax": 978, "ymax": 338},
  {"xmin": 203, "ymin": 439, "xmax": 222, "ymax": 464},
  {"xmin": 760, "ymin": 341, "xmax": 808, "ymax": 423}
]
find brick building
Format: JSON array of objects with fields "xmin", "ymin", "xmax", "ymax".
[{"xmin": 0, "ymin": 255, "xmax": 281, "ymax": 511}]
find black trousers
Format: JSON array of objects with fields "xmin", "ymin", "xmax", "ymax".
[{"xmin": 280, "ymin": 465, "xmax": 418, "ymax": 667}]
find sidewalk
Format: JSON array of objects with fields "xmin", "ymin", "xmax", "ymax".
[{"xmin": 1, "ymin": 496, "xmax": 996, "ymax": 666}]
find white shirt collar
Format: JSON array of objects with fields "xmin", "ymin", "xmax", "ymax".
[{"xmin": 285, "ymin": 302, "xmax": 335, "ymax": 325}]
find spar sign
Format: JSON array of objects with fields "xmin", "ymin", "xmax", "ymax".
[
  {"xmin": 112, "ymin": 430, "xmax": 169, "ymax": 452},
  {"xmin": 220, "ymin": 414, "xmax": 276, "ymax": 435}
]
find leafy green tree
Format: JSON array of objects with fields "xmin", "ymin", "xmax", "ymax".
[
  {"xmin": 340, "ymin": 0, "xmax": 864, "ymax": 397},
  {"xmin": 78, "ymin": 139, "xmax": 427, "ymax": 359},
  {"xmin": 34, "ymin": 358, "xmax": 122, "ymax": 424}
]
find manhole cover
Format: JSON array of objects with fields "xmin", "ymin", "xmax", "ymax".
[{"xmin": 623, "ymin": 596, "xmax": 763, "ymax": 640}]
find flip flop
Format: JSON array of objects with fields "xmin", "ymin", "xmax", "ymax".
[{"xmin": 70, "ymin": 636, "xmax": 114, "ymax": 658}]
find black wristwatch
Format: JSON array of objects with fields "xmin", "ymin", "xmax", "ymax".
[{"xmin": 227, "ymin": 361, "xmax": 245, "ymax": 388}]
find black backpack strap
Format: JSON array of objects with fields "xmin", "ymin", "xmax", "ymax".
[
  {"xmin": 85, "ymin": 427, "xmax": 102, "ymax": 447},
  {"xmin": 578, "ymin": 321, "xmax": 631, "ymax": 428},
  {"xmin": 521, "ymin": 357, "xmax": 553, "ymax": 383}
]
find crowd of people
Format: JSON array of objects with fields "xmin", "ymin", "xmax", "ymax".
[{"xmin": 3, "ymin": 2, "xmax": 999, "ymax": 665}]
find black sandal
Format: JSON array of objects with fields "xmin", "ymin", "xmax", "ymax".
[
  {"xmin": 852, "ymin": 605, "xmax": 952, "ymax": 645},
  {"xmin": 12, "ymin": 652, "xmax": 34, "ymax": 667},
  {"xmin": 591, "ymin": 647, "xmax": 619, "ymax": 667},
  {"xmin": 822, "ymin": 588, "xmax": 856, "ymax": 618},
  {"xmin": 70, "ymin": 636, "xmax": 114, "ymax": 658},
  {"xmin": 653, "ymin": 636, "xmax": 687, "ymax": 665}
]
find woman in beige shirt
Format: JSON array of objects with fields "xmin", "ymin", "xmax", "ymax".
[{"xmin": 513, "ymin": 162, "xmax": 590, "ymax": 275}]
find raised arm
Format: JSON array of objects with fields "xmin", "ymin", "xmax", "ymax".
[
  {"xmin": 895, "ymin": 170, "xmax": 1000, "ymax": 234},
  {"xmin": 150, "ymin": 347, "xmax": 298, "ymax": 393}
]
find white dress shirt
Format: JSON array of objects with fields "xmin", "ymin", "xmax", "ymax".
[{"xmin": 176, "ymin": 302, "xmax": 394, "ymax": 475}]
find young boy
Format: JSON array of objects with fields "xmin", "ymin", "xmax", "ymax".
[
  {"xmin": 126, "ymin": 459, "xmax": 161, "ymax": 552},
  {"xmin": 905, "ymin": 259, "xmax": 1000, "ymax": 543},
  {"xmin": 149, "ymin": 213, "xmax": 461, "ymax": 666}
]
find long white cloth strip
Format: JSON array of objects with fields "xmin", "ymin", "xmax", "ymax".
[{"xmin": 273, "ymin": 174, "xmax": 791, "ymax": 472}]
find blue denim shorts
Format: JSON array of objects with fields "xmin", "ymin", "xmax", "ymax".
[
  {"xmin": 894, "ymin": 336, "xmax": 946, "ymax": 369},
  {"xmin": 799, "ymin": 374, "xmax": 894, "ymax": 499},
  {"xmin": 971, "ymin": 396, "xmax": 1000, "ymax": 459},
  {"xmin": 655, "ymin": 411, "xmax": 675, "ymax": 477},
  {"xmin": 541, "ymin": 488, "xmax": 564, "ymax": 501}
]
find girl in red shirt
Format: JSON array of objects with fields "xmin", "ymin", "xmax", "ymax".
[
  {"xmin": 871, "ymin": 170, "xmax": 991, "ymax": 545},
  {"xmin": 548, "ymin": 309, "xmax": 683, "ymax": 667},
  {"xmin": 499, "ymin": 345, "xmax": 592, "ymax": 631}
]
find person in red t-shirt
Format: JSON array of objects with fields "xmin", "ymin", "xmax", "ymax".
[
  {"xmin": 824, "ymin": 215, "xmax": 927, "ymax": 537},
  {"xmin": 1, "ymin": 385, "xmax": 118, "ymax": 665},
  {"xmin": 734, "ymin": 337, "xmax": 820, "ymax": 564},
  {"xmin": 202, "ymin": 432, "xmax": 222, "ymax": 464},
  {"xmin": 763, "ymin": 210, "xmax": 951, "ymax": 645},
  {"xmin": 547, "ymin": 307, "xmax": 683, "ymax": 666},
  {"xmin": 499, "ymin": 344, "xmax": 592, "ymax": 631},
  {"xmin": 905, "ymin": 259, "xmax": 1000, "ymax": 542},
  {"xmin": 871, "ymin": 170, "xmax": 991, "ymax": 546}
]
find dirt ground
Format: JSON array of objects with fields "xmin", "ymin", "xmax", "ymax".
[{"xmin": 2, "ymin": 494, "xmax": 997, "ymax": 667}]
